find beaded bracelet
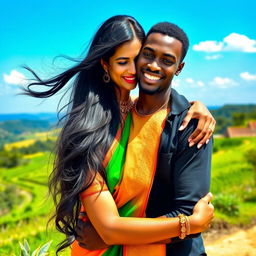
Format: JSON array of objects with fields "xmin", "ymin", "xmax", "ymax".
[
  {"xmin": 178, "ymin": 214, "xmax": 187, "ymax": 239},
  {"xmin": 178, "ymin": 214, "xmax": 190, "ymax": 239}
]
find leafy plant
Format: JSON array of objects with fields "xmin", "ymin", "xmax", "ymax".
[
  {"xmin": 18, "ymin": 239, "xmax": 52, "ymax": 256},
  {"xmin": 0, "ymin": 185, "xmax": 23, "ymax": 215},
  {"xmin": 244, "ymin": 148, "xmax": 256, "ymax": 185},
  {"xmin": 214, "ymin": 193, "xmax": 240, "ymax": 216},
  {"xmin": 213, "ymin": 137, "xmax": 243, "ymax": 153}
]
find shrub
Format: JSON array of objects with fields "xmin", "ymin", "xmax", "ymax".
[
  {"xmin": 24, "ymin": 205, "xmax": 33, "ymax": 213},
  {"xmin": 214, "ymin": 193, "xmax": 240, "ymax": 216},
  {"xmin": 0, "ymin": 185, "xmax": 23, "ymax": 215},
  {"xmin": 213, "ymin": 138, "xmax": 243, "ymax": 153},
  {"xmin": 0, "ymin": 150, "xmax": 24, "ymax": 168},
  {"xmin": 18, "ymin": 139, "xmax": 55, "ymax": 155},
  {"xmin": 244, "ymin": 148, "xmax": 256, "ymax": 185}
]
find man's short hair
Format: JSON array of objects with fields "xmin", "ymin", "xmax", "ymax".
[{"xmin": 147, "ymin": 22, "xmax": 189, "ymax": 62}]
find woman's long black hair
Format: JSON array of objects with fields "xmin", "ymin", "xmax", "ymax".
[{"xmin": 22, "ymin": 15, "xmax": 145, "ymax": 253}]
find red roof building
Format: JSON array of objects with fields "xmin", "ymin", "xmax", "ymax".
[{"xmin": 226, "ymin": 121, "xmax": 256, "ymax": 138}]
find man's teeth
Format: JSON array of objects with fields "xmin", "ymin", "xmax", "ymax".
[{"xmin": 144, "ymin": 73, "xmax": 161, "ymax": 81}]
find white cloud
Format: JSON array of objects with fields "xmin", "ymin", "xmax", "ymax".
[
  {"xmin": 185, "ymin": 78, "xmax": 194, "ymax": 84},
  {"xmin": 193, "ymin": 33, "xmax": 256, "ymax": 53},
  {"xmin": 210, "ymin": 77, "xmax": 238, "ymax": 89},
  {"xmin": 193, "ymin": 41, "xmax": 223, "ymax": 52},
  {"xmin": 205, "ymin": 54, "xmax": 222, "ymax": 60},
  {"xmin": 223, "ymin": 33, "xmax": 256, "ymax": 52},
  {"xmin": 172, "ymin": 78, "xmax": 181, "ymax": 87},
  {"xmin": 197, "ymin": 81, "xmax": 204, "ymax": 87},
  {"xmin": 3, "ymin": 70, "xmax": 27, "ymax": 86},
  {"xmin": 240, "ymin": 72, "xmax": 256, "ymax": 81},
  {"xmin": 181, "ymin": 78, "xmax": 205, "ymax": 87}
]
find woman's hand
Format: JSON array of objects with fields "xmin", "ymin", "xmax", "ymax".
[
  {"xmin": 189, "ymin": 192, "xmax": 214, "ymax": 234},
  {"xmin": 179, "ymin": 101, "xmax": 216, "ymax": 148}
]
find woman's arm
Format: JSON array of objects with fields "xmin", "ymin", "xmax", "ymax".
[
  {"xmin": 82, "ymin": 185, "xmax": 213, "ymax": 245},
  {"xmin": 179, "ymin": 101, "xmax": 216, "ymax": 148}
]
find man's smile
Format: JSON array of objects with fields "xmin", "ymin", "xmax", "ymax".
[
  {"xmin": 141, "ymin": 69, "xmax": 163, "ymax": 83},
  {"xmin": 144, "ymin": 72, "xmax": 161, "ymax": 81}
]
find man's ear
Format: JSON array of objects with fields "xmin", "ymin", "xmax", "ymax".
[
  {"xmin": 100, "ymin": 59, "xmax": 109, "ymax": 73},
  {"xmin": 175, "ymin": 62, "xmax": 185, "ymax": 76}
]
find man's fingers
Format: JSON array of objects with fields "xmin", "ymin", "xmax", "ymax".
[{"xmin": 201, "ymin": 192, "xmax": 213, "ymax": 203}]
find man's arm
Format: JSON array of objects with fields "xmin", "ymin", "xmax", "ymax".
[{"xmin": 165, "ymin": 119, "xmax": 212, "ymax": 240}]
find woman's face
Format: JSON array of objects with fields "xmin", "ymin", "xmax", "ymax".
[{"xmin": 103, "ymin": 38, "xmax": 142, "ymax": 92}]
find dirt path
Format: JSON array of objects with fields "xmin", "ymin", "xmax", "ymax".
[{"xmin": 204, "ymin": 225, "xmax": 256, "ymax": 256}]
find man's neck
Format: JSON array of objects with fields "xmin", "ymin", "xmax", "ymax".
[{"xmin": 137, "ymin": 89, "xmax": 171, "ymax": 115}]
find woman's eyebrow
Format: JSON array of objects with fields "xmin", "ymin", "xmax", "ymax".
[{"xmin": 115, "ymin": 57, "xmax": 129, "ymax": 60}]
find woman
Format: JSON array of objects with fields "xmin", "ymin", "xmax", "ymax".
[{"xmin": 24, "ymin": 15, "xmax": 214, "ymax": 255}]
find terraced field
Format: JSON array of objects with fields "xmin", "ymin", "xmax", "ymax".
[
  {"xmin": 0, "ymin": 137, "xmax": 256, "ymax": 255},
  {"xmin": 0, "ymin": 153, "xmax": 69, "ymax": 256}
]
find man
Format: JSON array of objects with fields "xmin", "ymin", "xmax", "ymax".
[{"xmin": 76, "ymin": 22, "xmax": 213, "ymax": 256}]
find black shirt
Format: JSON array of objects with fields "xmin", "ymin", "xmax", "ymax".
[{"xmin": 146, "ymin": 89, "xmax": 212, "ymax": 256}]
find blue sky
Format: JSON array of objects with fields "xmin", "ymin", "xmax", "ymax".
[{"xmin": 1, "ymin": 0, "xmax": 256, "ymax": 113}]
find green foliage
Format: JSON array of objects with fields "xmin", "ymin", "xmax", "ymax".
[
  {"xmin": 213, "ymin": 137, "xmax": 243, "ymax": 153},
  {"xmin": 0, "ymin": 149, "xmax": 26, "ymax": 168},
  {"xmin": 244, "ymin": 148, "xmax": 256, "ymax": 168},
  {"xmin": 214, "ymin": 116, "xmax": 232, "ymax": 134},
  {"xmin": 1, "ymin": 135, "xmax": 256, "ymax": 255},
  {"xmin": 211, "ymin": 104, "xmax": 256, "ymax": 119},
  {"xmin": 211, "ymin": 137, "xmax": 256, "ymax": 224},
  {"xmin": 242, "ymin": 185, "xmax": 256, "ymax": 202},
  {"xmin": 210, "ymin": 104, "xmax": 256, "ymax": 134},
  {"xmin": 232, "ymin": 112, "xmax": 246, "ymax": 126},
  {"xmin": 214, "ymin": 193, "xmax": 240, "ymax": 216},
  {"xmin": 0, "ymin": 118, "xmax": 54, "ymax": 148},
  {"xmin": 244, "ymin": 148, "xmax": 256, "ymax": 185},
  {"xmin": 0, "ymin": 120, "xmax": 51, "ymax": 135},
  {"xmin": 0, "ymin": 185, "xmax": 23, "ymax": 215},
  {"xmin": 18, "ymin": 240, "xmax": 52, "ymax": 256},
  {"xmin": 18, "ymin": 140, "xmax": 55, "ymax": 155},
  {"xmin": 0, "ymin": 153, "xmax": 53, "ymax": 226}
]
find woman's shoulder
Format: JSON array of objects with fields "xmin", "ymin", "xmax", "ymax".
[{"xmin": 80, "ymin": 172, "xmax": 108, "ymax": 200}]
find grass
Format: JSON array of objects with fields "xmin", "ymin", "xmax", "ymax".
[
  {"xmin": 211, "ymin": 137, "xmax": 256, "ymax": 224},
  {"xmin": 0, "ymin": 136, "xmax": 256, "ymax": 255}
]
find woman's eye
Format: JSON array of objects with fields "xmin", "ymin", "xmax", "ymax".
[{"xmin": 117, "ymin": 61, "xmax": 128, "ymax": 65}]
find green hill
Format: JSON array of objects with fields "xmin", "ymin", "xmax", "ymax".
[
  {"xmin": 211, "ymin": 104, "xmax": 256, "ymax": 134},
  {"xmin": 0, "ymin": 136, "xmax": 256, "ymax": 255},
  {"xmin": 0, "ymin": 119, "xmax": 55, "ymax": 149}
]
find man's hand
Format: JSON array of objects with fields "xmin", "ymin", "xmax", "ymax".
[
  {"xmin": 190, "ymin": 192, "xmax": 214, "ymax": 233},
  {"xmin": 75, "ymin": 219, "xmax": 109, "ymax": 250}
]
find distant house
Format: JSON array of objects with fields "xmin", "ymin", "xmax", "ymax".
[{"xmin": 226, "ymin": 121, "xmax": 256, "ymax": 138}]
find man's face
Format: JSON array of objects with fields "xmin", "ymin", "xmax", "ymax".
[{"xmin": 136, "ymin": 32, "xmax": 184, "ymax": 95}]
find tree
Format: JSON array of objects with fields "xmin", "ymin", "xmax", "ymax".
[{"xmin": 232, "ymin": 112, "xmax": 246, "ymax": 126}]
